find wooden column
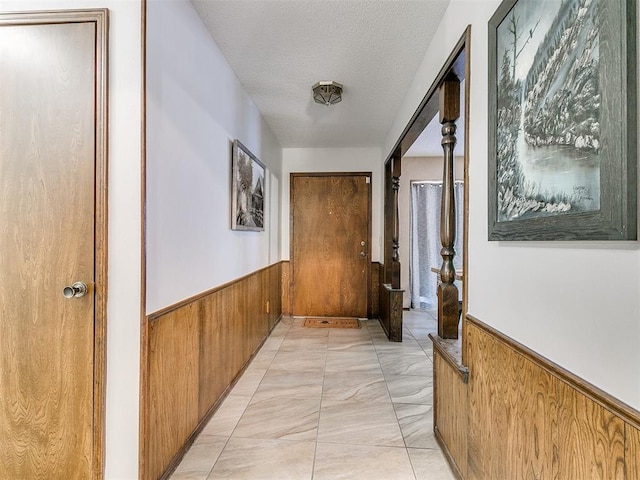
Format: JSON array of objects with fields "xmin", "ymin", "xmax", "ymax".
[
  {"xmin": 391, "ymin": 155, "xmax": 402, "ymax": 289},
  {"xmin": 437, "ymin": 77, "xmax": 460, "ymax": 339}
]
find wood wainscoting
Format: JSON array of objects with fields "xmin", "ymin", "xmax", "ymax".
[
  {"xmin": 433, "ymin": 315, "xmax": 640, "ymax": 479},
  {"xmin": 142, "ymin": 263, "xmax": 283, "ymax": 480},
  {"xmin": 282, "ymin": 260, "xmax": 290, "ymax": 315},
  {"xmin": 370, "ymin": 262, "xmax": 381, "ymax": 318}
]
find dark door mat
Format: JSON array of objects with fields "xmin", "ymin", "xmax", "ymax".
[{"xmin": 303, "ymin": 317, "xmax": 361, "ymax": 329}]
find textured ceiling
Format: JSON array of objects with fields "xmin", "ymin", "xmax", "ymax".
[{"xmin": 190, "ymin": 0, "xmax": 451, "ymax": 148}]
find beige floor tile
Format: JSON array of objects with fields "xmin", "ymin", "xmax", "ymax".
[
  {"xmin": 407, "ymin": 448, "xmax": 457, "ymax": 480},
  {"xmin": 386, "ymin": 375, "xmax": 433, "ymax": 404},
  {"xmin": 378, "ymin": 352, "xmax": 432, "ymax": 376},
  {"xmin": 173, "ymin": 310, "xmax": 454, "ymax": 480},
  {"xmin": 252, "ymin": 370, "xmax": 324, "ymax": 400},
  {"xmin": 373, "ymin": 340, "xmax": 424, "ymax": 354},
  {"xmin": 233, "ymin": 396, "xmax": 320, "ymax": 441},
  {"xmin": 207, "ymin": 437, "xmax": 315, "ymax": 480},
  {"xmin": 279, "ymin": 335, "xmax": 329, "ymax": 351},
  {"xmin": 268, "ymin": 349, "xmax": 327, "ymax": 373},
  {"xmin": 229, "ymin": 369, "xmax": 267, "ymax": 396},
  {"xmin": 245, "ymin": 349, "xmax": 277, "ymax": 371},
  {"xmin": 318, "ymin": 400, "xmax": 404, "ymax": 447},
  {"xmin": 260, "ymin": 334, "xmax": 285, "ymax": 351},
  {"xmin": 322, "ymin": 372, "xmax": 391, "ymax": 403},
  {"xmin": 327, "ymin": 336, "xmax": 376, "ymax": 352},
  {"xmin": 325, "ymin": 350, "xmax": 383, "ymax": 374},
  {"xmin": 201, "ymin": 395, "xmax": 252, "ymax": 437},
  {"xmin": 408, "ymin": 328, "xmax": 437, "ymax": 341},
  {"xmin": 313, "ymin": 443, "xmax": 416, "ymax": 480},
  {"xmin": 394, "ymin": 403, "xmax": 437, "ymax": 449},
  {"xmin": 170, "ymin": 434, "xmax": 227, "ymax": 480}
]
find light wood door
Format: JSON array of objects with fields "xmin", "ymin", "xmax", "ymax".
[
  {"xmin": 0, "ymin": 14, "xmax": 107, "ymax": 479},
  {"xmin": 291, "ymin": 174, "xmax": 371, "ymax": 317}
]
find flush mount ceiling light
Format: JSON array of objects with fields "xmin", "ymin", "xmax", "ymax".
[{"xmin": 312, "ymin": 81, "xmax": 343, "ymax": 106}]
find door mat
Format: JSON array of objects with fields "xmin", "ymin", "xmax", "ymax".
[{"xmin": 303, "ymin": 317, "xmax": 361, "ymax": 329}]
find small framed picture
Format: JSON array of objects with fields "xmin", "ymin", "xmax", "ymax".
[{"xmin": 231, "ymin": 140, "xmax": 266, "ymax": 231}]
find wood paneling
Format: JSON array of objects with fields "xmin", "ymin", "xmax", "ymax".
[
  {"xmin": 505, "ymin": 350, "xmax": 554, "ymax": 479},
  {"xmin": 281, "ymin": 261, "xmax": 290, "ymax": 315},
  {"xmin": 370, "ymin": 262, "xmax": 381, "ymax": 317},
  {"xmin": 434, "ymin": 352, "xmax": 468, "ymax": 479},
  {"xmin": 379, "ymin": 283, "xmax": 403, "ymax": 341},
  {"xmin": 148, "ymin": 304, "xmax": 200, "ymax": 480},
  {"xmin": 553, "ymin": 383, "xmax": 625, "ymax": 479},
  {"xmin": 627, "ymin": 424, "xmax": 640, "ymax": 480},
  {"xmin": 144, "ymin": 263, "xmax": 282, "ymax": 480},
  {"xmin": 291, "ymin": 173, "xmax": 371, "ymax": 317},
  {"xmin": 199, "ymin": 286, "xmax": 235, "ymax": 418},
  {"xmin": 435, "ymin": 318, "xmax": 640, "ymax": 479}
]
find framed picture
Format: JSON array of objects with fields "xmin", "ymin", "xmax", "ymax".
[
  {"xmin": 488, "ymin": 0, "xmax": 636, "ymax": 240},
  {"xmin": 231, "ymin": 140, "xmax": 266, "ymax": 231}
]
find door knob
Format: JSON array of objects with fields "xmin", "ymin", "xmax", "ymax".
[
  {"xmin": 63, "ymin": 282, "xmax": 88, "ymax": 299},
  {"xmin": 360, "ymin": 251, "xmax": 366, "ymax": 257}
]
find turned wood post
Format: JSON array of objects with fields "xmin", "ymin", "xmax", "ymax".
[
  {"xmin": 391, "ymin": 155, "xmax": 402, "ymax": 289},
  {"xmin": 437, "ymin": 76, "xmax": 460, "ymax": 339}
]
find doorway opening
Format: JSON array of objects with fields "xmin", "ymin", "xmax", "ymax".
[{"xmin": 381, "ymin": 27, "xmax": 470, "ymax": 353}]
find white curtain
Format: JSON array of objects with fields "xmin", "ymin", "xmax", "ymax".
[{"xmin": 410, "ymin": 181, "xmax": 464, "ymax": 309}]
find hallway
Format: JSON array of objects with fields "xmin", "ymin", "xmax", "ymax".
[{"xmin": 170, "ymin": 311, "xmax": 455, "ymax": 479}]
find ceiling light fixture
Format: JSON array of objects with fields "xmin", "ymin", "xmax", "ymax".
[{"xmin": 312, "ymin": 81, "xmax": 343, "ymax": 106}]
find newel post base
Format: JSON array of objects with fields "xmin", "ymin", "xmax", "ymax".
[{"xmin": 437, "ymin": 282, "xmax": 459, "ymax": 339}]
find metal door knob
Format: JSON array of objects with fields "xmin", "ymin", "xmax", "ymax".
[
  {"xmin": 360, "ymin": 251, "xmax": 366, "ymax": 257},
  {"xmin": 63, "ymin": 282, "xmax": 88, "ymax": 299}
]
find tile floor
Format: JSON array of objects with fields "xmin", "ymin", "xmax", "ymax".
[{"xmin": 170, "ymin": 310, "xmax": 456, "ymax": 480}]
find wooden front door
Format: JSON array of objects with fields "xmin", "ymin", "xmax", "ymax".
[
  {"xmin": 0, "ymin": 12, "xmax": 107, "ymax": 479},
  {"xmin": 291, "ymin": 173, "xmax": 371, "ymax": 317}
]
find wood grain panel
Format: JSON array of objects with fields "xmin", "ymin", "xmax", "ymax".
[
  {"xmin": 145, "ymin": 263, "xmax": 283, "ymax": 479},
  {"xmin": 453, "ymin": 319, "xmax": 637, "ymax": 480},
  {"xmin": 504, "ymin": 350, "xmax": 553, "ymax": 479},
  {"xmin": 553, "ymin": 382, "xmax": 625, "ymax": 479},
  {"xmin": 627, "ymin": 423, "xmax": 640, "ymax": 480},
  {"xmin": 370, "ymin": 262, "xmax": 381, "ymax": 317},
  {"xmin": 199, "ymin": 288, "xmax": 233, "ymax": 418},
  {"xmin": 434, "ymin": 352, "xmax": 468, "ymax": 478},
  {"xmin": 466, "ymin": 322, "xmax": 555, "ymax": 479},
  {"xmin": 0, "ymin": 19, "xmax": 101, "ymax": 480},
  {"xmin": 291, "ymin": 174, "xmax": 370, "ymax": 317},
  {"xmin": 466, "ymin": 323, "xmax": 491, "ymax": 480},
  {"xmin": 269, "ymin": 262, "xmax": 282, "ymax": 329},
  {"xmin": 281, "ymin": 261, "xmax": 291, "ymax": 315},
  {"xmin": 148, "ymin": 303, "xmax": 200, "ymax": 480}
]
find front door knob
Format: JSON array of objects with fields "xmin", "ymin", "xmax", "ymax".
[
  {"xmin": 360, "ymin": 251, "xmax": 366, "ymax": 257},
  {"xmin": 63, "ymin": 282, "xmax": 88, "ymax": 299}
]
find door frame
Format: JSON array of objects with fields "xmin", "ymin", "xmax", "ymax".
[
  {"xmin": 290, "ymin": 172, "xmax": 372, "ymax": 317},
  {"xmin": 0, "ymin": 10, "xmax": 109, "ymax": 478},
  {"xmin": 384, "ymin": 26, "xmax": 470, "ymax": 357}
]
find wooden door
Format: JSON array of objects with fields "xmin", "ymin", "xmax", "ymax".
[
  {"xmin": 291, "ymin": 174, "xmax": 371, "ymax": 317},
  {"xmin": 0, "ymin": 12, "xmax": 108, "ymax": 479}
]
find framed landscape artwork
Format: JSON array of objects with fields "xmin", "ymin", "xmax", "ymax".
[
  {"xmin": 231, "ymin": 140, "xmax": 266, "ymax": 231},
  {"xmin": 488, "ymin": 0, "xmax": 637, "ymax": 240}
]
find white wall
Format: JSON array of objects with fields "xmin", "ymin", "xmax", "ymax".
[
  {"xmin": 386, "ymin": 0, "xmax": 640, "ymax": 409},
  {"xmin": 281, "ymin": 148, "xmax": 383, "ymax": 261},
  {"xmin": 146, "ymin": 0, "xmax": 282, "ymax": 313},
  {"xmin": 0, "ymin": 1, "xmax": 143, "ymax": 478},
  {"xmin": 399, "ymin": 156, "xmax": 464, "ymax": 308}
]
